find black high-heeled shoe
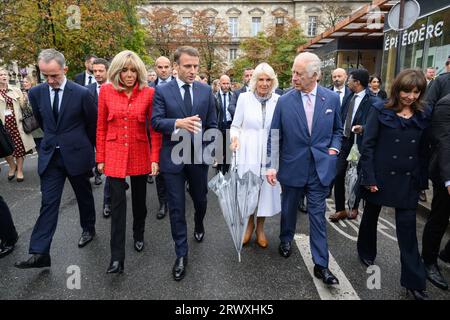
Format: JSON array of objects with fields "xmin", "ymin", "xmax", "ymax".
[
  {"xmin": 106, "ymin": 261, "xmax": 124, "ymax": 274},
  {"xmin": 7, "ymin": 166, "xmax": 17, "ymax": 181},
  {"xmin": 406, "ymin": 288, "xmax": 430, "ymax": 300}
]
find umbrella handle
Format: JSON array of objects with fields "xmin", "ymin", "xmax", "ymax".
[{"xmin": 232, "ymin": 151, "xmax": 237, "ymax": 172}]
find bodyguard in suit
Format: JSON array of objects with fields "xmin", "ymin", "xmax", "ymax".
[
  {"xmin": 148, "ymin": 56, "xmax": 174, "ymax": 220},
  {"xmin": 228, "ymin": 67, "xmax": 254, "ymax": 117},
  {"xmin": 215, "ymin": 74, "xmax": 233, "ymax": 174},
  {"xmin": 73, "ymin": 54, "xmax": 97, "ymax": 86},
  {"xmin": 329, "ymin": 68, "xmax": 353, "ymax": 110},
  {"xmin": 87, "ymin": 58, "xmax": 111, "ymax": 216},
  {"xmin": 329, "ymin": 69, "xmax": 376, "ymax": 222},
  {"xmin": 267, "ymin": 52, "xmax": 343, "ymax": 285},
  {"xmin": 422, "ymin": 93, "xmax": 450, "ymax": 291},
  {"xmin": 15, "ymin": 49, "xmax": 97, "ymax": 269},
  {"xmin": 152, "ymin": 46, "xmax": 217, "ymax": 281}
]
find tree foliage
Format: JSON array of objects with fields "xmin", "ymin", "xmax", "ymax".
[
  {"xmin": 318, "ymin": 3, "xmax": 352, "ymax": 30},
  {"xmin": 0, "ymin": 0, "xmax": 150, "ymax": 78},
  {"xmin": 231, "ymin": 17, "xmax": 307, "ymax": 89}
]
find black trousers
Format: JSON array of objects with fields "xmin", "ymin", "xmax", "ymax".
[
  {"xmin": 217, "ymin": 124, "xmax": 232, "ymax": 174},
  {"xmin": 334, "ymin": 137, "xmax": 361, "ymax": 212},
  {"xmin": 357, "ymin": 201, "xmax": 426, "ymax": 290},
  {"xmin": 109, "ymin": 174, "xmax": 147, "ymax": 261},
  {"xmin": 155, "ymin": 174, "xmax": 167, "ymax": 205},
  {"xmin": 0, "ymin": 195, "xmax": 17, "ymax": 244},
  {"xmin": 422, "ymin": 183, "xmax": 450, "ymax": 265}
]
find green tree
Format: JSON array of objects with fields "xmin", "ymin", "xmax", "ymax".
[
  {"xmin": 0, "ymin": 0, "xmax": 149, "ymax": 78},
  {"xmin": 231, "ymin": 17, "xmax": 306, "ymax": 89}
]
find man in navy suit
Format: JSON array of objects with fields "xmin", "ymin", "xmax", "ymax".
[
  {"xmin": 73, "ymin": 54, "xmax": 97, "ymax": 86},
  {"xmin": 329, "ymin": 69, "xmax": 376, "ymax": 222},
  {"xmin": 152, "ymin": 46, "xmax": 217, "ymax": 281},
  {"xmin": 87, "ymin": 58, "xmax": 112, "ymax": 216},
  {"xmin": 148, "ymin": 56, "xmax": 174, "ymax": 220},
  {"xmin": 15, "ymin": 49, "xmax": 97, "ymax": 269},
  {"xmin": 228, "ymin": 67, "xmax": 253, "ymax": 118},
  {"xmin": 267, "ymin": 52, "xmax": 343, "ymax": 285}
]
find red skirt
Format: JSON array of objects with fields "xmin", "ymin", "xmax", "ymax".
[{"xmin": 4, "ymin": 109, "xmax": 26, "ymax": 158}]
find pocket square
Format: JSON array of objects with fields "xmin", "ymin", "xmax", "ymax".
[{"xmin": 325, "ymin": 109, "xmax": 333, "ymax": 114}]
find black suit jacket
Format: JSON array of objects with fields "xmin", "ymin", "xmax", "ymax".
[
  {"xmin": 228, "ymin": 85, "xmax": 248, "ymax": 118},
  {"xmin": 149, "ymin": 77, "xmax": 174, "ymax": 89},
  {"xmin": 74, "ymin": 71, "xmax": 94, "ymax": 86},
  {"xmin": 426, "ymin": 72, "xmax": 450, "ymax": 108},
  {"xmin": 429, "ymin": 93, "xmax": 450, "ymax": 186},
  {"xmin": 215, "ymin": 91, "xmax": 234, "ymax": 129},
  {"xmin": 329, "ymin": 85, "xmax": 353, "ymax": 112},
  {"xmin": 28, "ymin": 80, "xmax": 97, "ymax": 176},
  {"xmin": 86, "ymin": 83, "xmax": 98, "ymax": 107}
]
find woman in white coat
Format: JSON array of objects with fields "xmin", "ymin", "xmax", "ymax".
[{"xmin": 230, "ymin": 62, "xmax": 281, "ymax": 248}]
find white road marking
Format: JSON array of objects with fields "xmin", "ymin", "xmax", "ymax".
[{"xmin": 294, "ymin": 233, "xmax": 360, "ymax": 300}]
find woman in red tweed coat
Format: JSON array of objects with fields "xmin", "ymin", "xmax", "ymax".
[{"xmin": 96, "ymin": 50, "xmax": 162, "ymax": 274}]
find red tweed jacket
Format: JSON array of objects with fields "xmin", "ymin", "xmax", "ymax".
[{"xmin": 96, "ymin": 83, "xmax": 162, "ymax": 178}]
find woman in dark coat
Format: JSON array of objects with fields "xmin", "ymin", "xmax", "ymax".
[
  {"xmin": 368, "ymin": 75, "xmax": 388, "ymax": 100},
  {"xmin": 357, "ymin": 69, "xmax": 430, "ymax": 300}
]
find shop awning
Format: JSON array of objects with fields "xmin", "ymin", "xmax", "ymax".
[{"xmin": 298, "ymin": 0, "xmax": 397, "ymax": 52}]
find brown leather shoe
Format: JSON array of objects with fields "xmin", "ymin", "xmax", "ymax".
[
  {"xmin": 329, "ymin": 210, "xmax": 348, "ymax": 222},
  {"xmin": 348, "ymin": 209, "xmax": 359, "ymax": 219},
  {"xmin": 256, "ymin": 217, "xmax": 268, "ymax": 248}
]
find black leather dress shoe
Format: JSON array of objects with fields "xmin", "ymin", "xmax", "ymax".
[
  {"xmin": 78, "ymin": 231, "xmax": 95, "ymax": 248},
  {"xmin": 425, "ymin": 263, "xmax": 448, "ymax": 290},
  {"xmin": 278, "ymin": 242, "xmax": 292, "ymax": 258},
  {"xmin": 156, "ymin": 203, "xmax": 167, "ymax": 220},
  {"xmin": 134, "ymin": 240, "xmax": 144, "ymax": 252},
  {"xmin": 359, "ymin": 256, "xmax": 374, "ymax": 267},
  {"xmin": 173, "ymin": 256, "xmax": 188, "ymax": 281},
  {"xmin": 313, "ymin": 265, "xmax": 339, "ymax": 285},
  {"xmin": 0, "ymin": 233, "xmax": 18, "ymax": 259},
  {"xmin": 15, "ymin": 254, "xmax": 51, "ymax": 269},
  {"xmin": 103, "ymin": 204, "xmax": 111, "ymax": 218},
  {"xmin": 406, "ymin": 288, "xmax": 429, "ymax": 300},
  {"xmin": 194, "ymin": 231, "xmax": 205, "ymax": 242},
  {"xmin": 106, "ymin": 261, "xmax": 124, "ymax": 274}
]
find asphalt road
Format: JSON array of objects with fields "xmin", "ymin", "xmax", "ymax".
[{"xmin": 0, "ymin": 154, "xmax": 449, "ymax": 301}]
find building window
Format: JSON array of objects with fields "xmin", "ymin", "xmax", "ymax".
[
  {"xmin": 251, "ymin": 17, "xmax": 261, "ymax": 36},
  {"xmin": 228, "ymin": 17, "xmax": 238, "ymax": 38},
  {"xmin": 229, "ymin": 48, "xmax": 238, "ymax": 61},
  {"xmin": 307, "ymin": 16, "xmax": 318, "ymax": 37},
  {"xmin": 275, "ymin": 16, "xmax": 284, "ymax": 26},
  {"xmin": 182, "ymin": 17, "xmax": 192, "ymax": 34}
]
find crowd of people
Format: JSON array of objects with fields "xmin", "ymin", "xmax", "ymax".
[{"xmin": 0, "ymin": 46, "xmax": 449, "ymax": 301}]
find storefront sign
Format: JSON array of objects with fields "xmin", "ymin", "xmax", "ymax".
[{"xmin": 384, "ymin": 21, "xmax": 444, "ymax": 50}]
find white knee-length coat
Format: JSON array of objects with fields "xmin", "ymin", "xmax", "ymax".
[{"xmin": 230, "ymin": 91, "xmax": 281, "ymax": 217}]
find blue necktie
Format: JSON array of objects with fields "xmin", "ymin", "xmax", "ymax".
[
  {"xmin": 223, "ymin": 93, "xmax": 227, "ymax": 123},
  {"xmin": 182, "ymin": 84, "xmax": 192, "ymax": 115},
  {"xmin": 52, "ymin": 88, "xmax": 60, "ymax": 122}
]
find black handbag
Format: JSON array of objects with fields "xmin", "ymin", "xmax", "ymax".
[
  {"xmin": 21, "ymin": 105, "xmax": 40, "ymax": 134},
  {"xmin": 0, "ymin": 118, "xmax": 14, "ymax": 158}
]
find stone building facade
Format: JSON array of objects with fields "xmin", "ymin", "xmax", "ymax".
[{"xmin": 140, "ymin": 0, "xmax": 370, "ymax": 64}]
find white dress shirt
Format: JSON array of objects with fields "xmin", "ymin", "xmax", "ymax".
[
  {"xmin": 333, "ymin": 86, "xmax": 345, "ymax": 105},
  {"xmin": 48, "ymin": 77, "xmax": 67, "ymax": 112},
  {"xmin": 84, "ymin": 71, "xmax": 96, "ymax": 86}
]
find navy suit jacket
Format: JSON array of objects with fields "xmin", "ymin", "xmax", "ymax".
[
  {"xmin": 268, "ymin": 86, "xmax": 343, "ymax": 187},
  {"xmin": 151, "ymin": 79, "xmax": 217, "ymax": 173},
  {"xmin": 228, "ymin": 85, "xmax": 247, "ymax": 118},
  {"xmin": 28, "ymin": 80, "xmax": 97, "ymax": 176},
  {"xmin": 86, "ymin": 83, "xmax": 98, "ymax": 106}
]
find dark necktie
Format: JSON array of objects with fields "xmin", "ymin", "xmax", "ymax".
[
  {"xmin": 182, "ymin": 84, "xmax": 192, "ymax": 115},
  {"xmin": 52, "ymin": 88, "xmax": 60, "ymax": 122},
  {"xmin": 344, "ymin": 95, "xmax": 357, "ymax": 138},
  {"xmin": 222, "ymin": 93, "xmax": 227, "ymax": 123},
  {"xmin": 88, "ymin": 75, "xmax": 92, "ymax": 85}
]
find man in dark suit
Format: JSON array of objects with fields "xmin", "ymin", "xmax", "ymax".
[
  {"xmin": 329, "ymin": 68, "xmax": 353, "ymax": 111},
  {"xmin": 329, "ymin": 69, "xmax": 376, "ymax": 222},
  {"xmin": 15, "ymin": 49, "xmax": 97, "ymax": 269},
  {"xmin": 228, "ymin": 67, "xmax": 253, "ymax": 118},
  {"xmin": 87, "ymin": 58, "xmax": 111, "ymax": 217},
  {"xmin": 73, "ymin": 54, "xmax": 97, "ymax": 86},
  {"xmin": 215, "ymin": 74, "xmax": 233, "ymax": 174},
  {"xmin": 152, "ymin": 46, "xmax": 217, "ymax": 281},
  {"xmin": 267, "ymin": 52, "xmax": 343, "ymax": 285},
  {"xmin": 148, "ymin": 56, "xmax": 175, "ymax": 220},
  {"xmin": 422, "ymin": 92, "xmax": 450, "ymax": 291}
]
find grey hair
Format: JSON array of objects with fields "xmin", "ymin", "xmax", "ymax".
[
  {"xmin": 38, "ymin": 49, "xmax": 66, "ymax": 68},
  {"xmin": 295, "ymin": 52, "xmax": 321, "ymax": 78},
  {"xmin": 249, "ymin": 62, "xmax": 279, "ymax": 93}
]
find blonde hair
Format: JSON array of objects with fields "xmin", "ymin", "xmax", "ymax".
[
  {"xmin": 23, "ymin": 75, "xmax": 37, "ymax": 87},
  {"xmin": 249, "ymin": 62, "xmax": 279, "ymax": 94},
  {"xmin": 108, "ymin": 50, "xmax": 148, "ymax": 91}
]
